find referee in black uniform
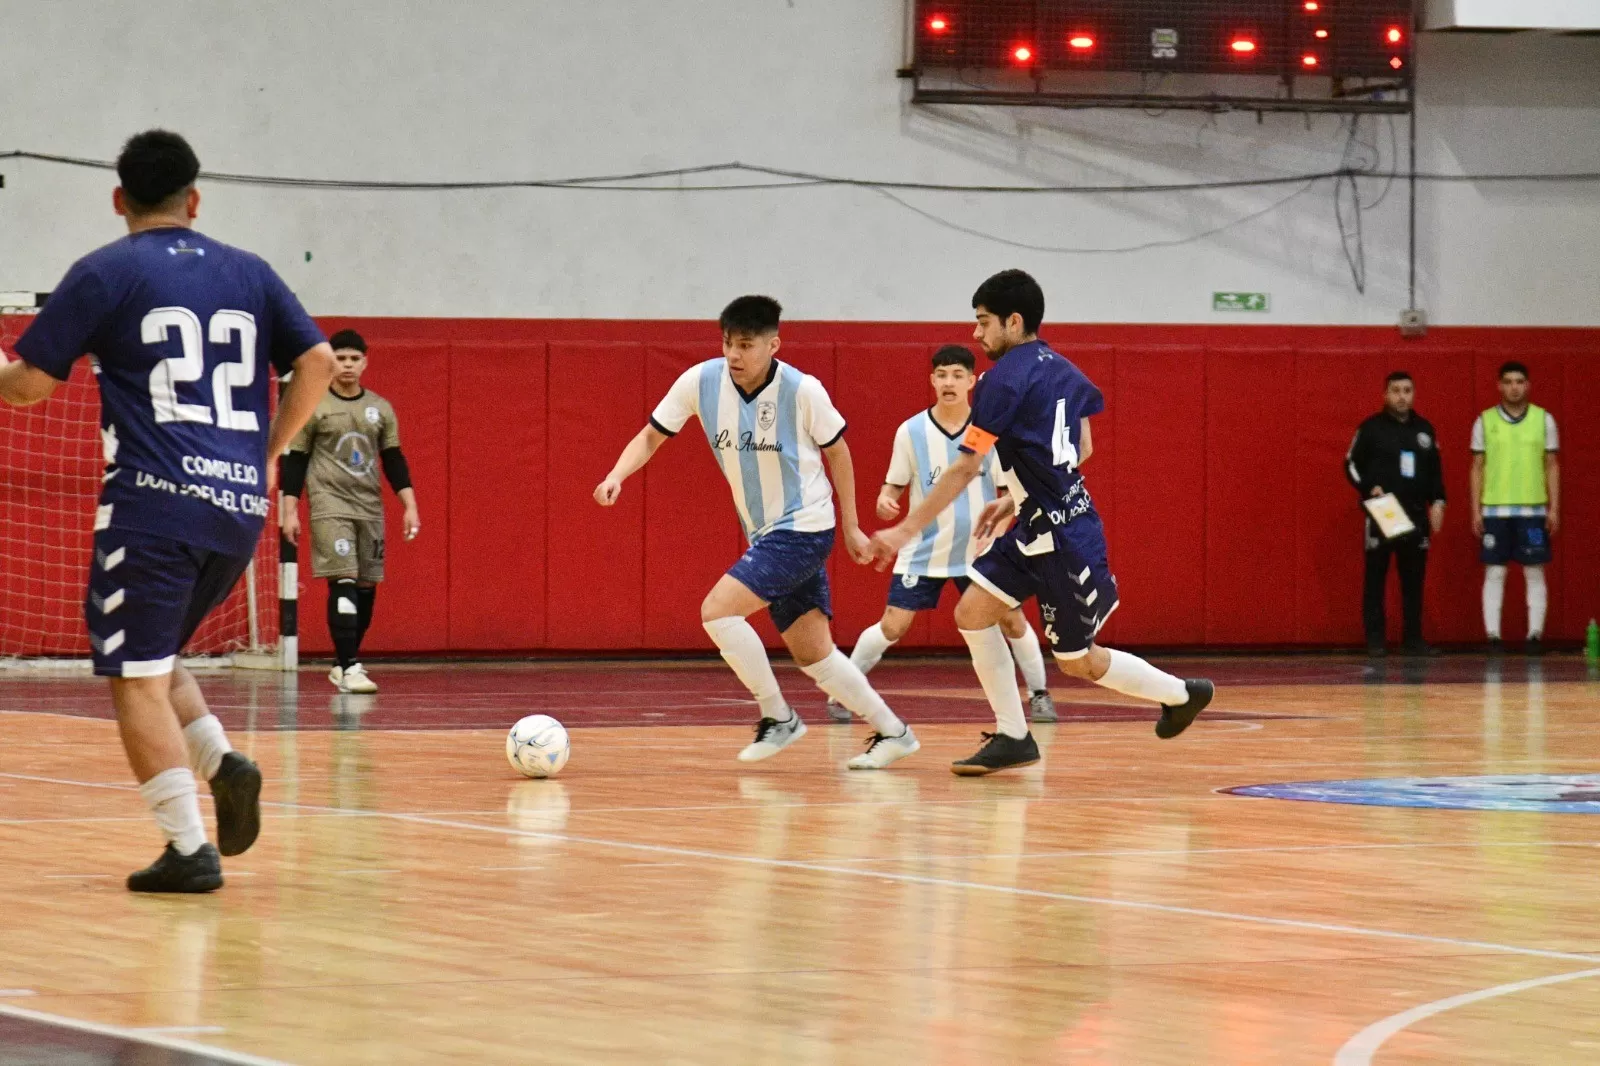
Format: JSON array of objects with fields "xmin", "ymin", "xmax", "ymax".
[{"xmin": 1345, "ymin": 371, "xmax": 1446, "ymax": 655}]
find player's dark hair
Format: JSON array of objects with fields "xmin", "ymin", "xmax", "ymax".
[
  {"xmin": 116, "ymin": 130, "xmax": 200, "ymax": 212},
  {"xmin": 1498, "ymin": 361, "xmax": 1529, "ymax": 380},
  {"xmin": 971, "ymin": 269, "xmax": 1044, "ymax": 335},
  {"xmin": 931, "ymin": 345, "xmax": 976, "ymax": 373},
  {"xmin": 329, "ymin": 329, "xmax": 368, "ymax": 353},
  {"xmin": 719, "ymin": 295, "xmax": 782, "ymax": 337},
  {"xmin": 1385, "ymin": 370, "xmax": 1412, "ymax": 385}
]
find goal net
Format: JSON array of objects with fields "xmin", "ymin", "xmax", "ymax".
[{"xmin": 0, "ymin": 293, "xmax": 280, "ymax": 668}]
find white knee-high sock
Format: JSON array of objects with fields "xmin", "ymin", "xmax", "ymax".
[
  {"xmin": 139, "ymin": 768, "xmax": 207, "ymax": 856},
  {"xmin": 961, "ymin": 626, "xmax": 1028, "ymax": 739},
  {"xmin": 182, "ymin": 715, "xmax": 232, "ymax": 781},
  {"xmin": 802, "ymin": 651, "xmax": 904, "ymax": 736},
  {"xmin": 849, "ymin": 623, "xmax": 896, "ymax": 676},
  {"xmin": 703, "ymin": 616, "xmax": 791, "ymax": 722},
  {"xmin": 1483, "ymin": 565, "xmax": 1508, "ymax": 639},
  {"xmin": 1095, "ymin": 648, "xmax": 1189, "ymax": 706},
  {"xmin": 1525, "ymin": 565, "xmax": 1548, "ymax": 638},
  {"xmin": 1007, "ymin": 624, "xmax": 1048, "ymax": 693}
]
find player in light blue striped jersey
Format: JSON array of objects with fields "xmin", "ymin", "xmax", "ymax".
[
  {"xmin": 595, "ymin": 296, "xmax": 919, "ymax": 770},
  {"xmin": 830, "ymin": 346, "xmax": 1056, "ymax": 724}
]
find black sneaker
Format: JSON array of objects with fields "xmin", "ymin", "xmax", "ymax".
[
  {"xmin": 1365, "ymin": 640, "xmax": 1387, "ymax": 658},
  {"xmin": 1155, "ymin": 679, "xmax": 1214, "ymax": 740},
  {"xmin": 1526, "ymin": 636, "xmax": 1545, "ymax": 657},
  {"xmin": 951, "ymin": 731, "xmax": 1040, "ymax": 776},
  {"xmin": 1487, "ymin": 637, "xmax": 1505, "ymax": 656},
  {"xmin": 210, "ymin": 752, "xmax": 262, "ymax": 857},
  {"xmin": 127, "ymin": 843, "xmax": 223, "ymax": 894},
  {"xmin": 1401, "ymin": 641, "xmax": 1441, "ymax": 658}
]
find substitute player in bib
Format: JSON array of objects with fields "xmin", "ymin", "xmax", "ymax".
[
  {"xmin": 869, "ymin": 270, "xmax": 1213, "ymax": 775},
  {"xmin": 281, "ymin": 329, "xmax": 421, "ymax": 692},
  {"xmin": 829, "ymin": 344, "xmax": 1056, "ymax": 725},
  {"xmin": 595, "ymin": 296, "xmax": 918, "ymax": 769},
  {"xmin": 0, "ymin": 130, "xmax": 334, "ymax": 890},
  {"xmin": 1470, "ymin": 361, "xmax": 1560, "ymax": 654}
]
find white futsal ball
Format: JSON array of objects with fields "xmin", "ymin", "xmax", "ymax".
[{"xmin": 506, "ymin": 714, "xmax": 571, "ymax": 778}]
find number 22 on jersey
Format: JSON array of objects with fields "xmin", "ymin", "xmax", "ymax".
[{"xmin": 143, "ymin": 306, "xmax": 259, "ymax": 432}]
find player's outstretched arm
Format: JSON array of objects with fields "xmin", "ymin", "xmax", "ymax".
[
  {"xmin": 595, "ymin": 425, "xmax": 670, "ymax": 506},
  {"xmin": 0, "ymin": 358, "xmax": 60, "ymax": 408},
  {"xmin": 821, "ymin": 437, "xmax": 870, "ymax": 563},
  {"xmin": 266, "ymin": 344, "xmax": 335, "ymax": 494},
  {"xmin": 868, "ymin": 451, "xmax": 983, "ymax": 570}
]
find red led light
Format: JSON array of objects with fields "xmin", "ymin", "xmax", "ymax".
[
  {"xmin": 1231, "ymin": 38, "xmax": 1257, "ymax": 53},
  {"xmin": 1304, "ymin": 1, "xmax": 1319, "ymax": 9},
  {"xmin": 927, "ymin": 15, "xmax": 948, "ymax": 33},
  {"xmin": 1314, "ymin": 28, "xmax": 1330, "ymax": 38},
  {"xmin": 1068, "ymin": 34, "xmax": 1095, "ymax": 50},
  {"xmin": 1390, "ymin": 55, "xmax": 1404, "ymax": 69},
  {"xmin": 1387, "ymin": 27, "xmax": 1404, "ymax": 43},
  {"xmin": 1012, "ymin": 45, "xmax": 1033, "ymax": 63},
  {"xmin": 1302, "ymin": 54, "xmax": 1319, "ymax": 67}
]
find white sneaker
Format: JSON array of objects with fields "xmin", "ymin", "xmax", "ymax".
[
  {"xmin": 1029, "ymin": 689, "xmax": 1058, "ymax": 723},
  {"xmin": 340, "ymin": 663, "xmax": 378, "ymax": 694},
  {"xmin": 737, "ymin": 712, "xmax": 807, "ymax": 762},
  {"xmin": 328, "ymin": 665, "xmax": 344, "ymax": 689},
  {"xmin": 846, "ymin": 726, "xmax": 921, "ymax": 770},
  {"xmin": 825, "ymin": 698, "xmax": 853, "ymax": 723}
]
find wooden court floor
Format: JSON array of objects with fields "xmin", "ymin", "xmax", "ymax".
[{"xmin": 2, "ymin": 655, "xmax": 1599, "ymax": 1065}]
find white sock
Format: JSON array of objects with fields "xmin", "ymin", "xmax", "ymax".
[
  {"xmin": 1095, "ymin": 648, "xmax": 1189, "ymax": 707},
  {"xmin": 1483, "ymin": 565, "xmax": 1507, "ymax": 639},
  {"xmin": 801, "ymin": 650, "xmax": 904, "ymax": 736},
  {"xmin": 960, "ymin": 626, "xmax": 1028, "ymax": 739},
  {"xmin": 139, "ymin": 767, "xmax": 207, "ymax": 856},
  {"xmin": 1526, "ymin": 565, "xmax": 1548, "ymax": 638},
  {"xmin": 182, "ymin": 715, "xmax": 232, "ymax": 781},
  {"xmin": 1007, "ymin": 624, "xmax": 1049, "ymax": 693},
  {"xmin": 703, "ymin": 616, "xmax": 791, "ymax": 722},
  {"xmin": 849, "ymin": 623, "xmax": 896, "ymax": 676}
]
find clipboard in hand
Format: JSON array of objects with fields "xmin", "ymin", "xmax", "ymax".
[{"xmin": 1363, "ymin": 493, "xmax": 1417, "ymax": 540}]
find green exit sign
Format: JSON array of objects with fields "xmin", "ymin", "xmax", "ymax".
[{"xmin": 1213, "ymin": 291, "xmax": 1270, "ymax": 312}]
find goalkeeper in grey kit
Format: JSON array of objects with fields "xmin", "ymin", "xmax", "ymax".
[{"xmin": 280, "ymin": 329, "xmax": 420, "ymax": 693}]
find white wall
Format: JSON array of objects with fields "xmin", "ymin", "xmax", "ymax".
[{"xmin": 1, "ymin": 1, "xmax": 1596, "ymax": 324}]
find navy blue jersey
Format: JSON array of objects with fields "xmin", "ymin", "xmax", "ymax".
[
  {"xmin": 961, "ymin": 339, "xmax": 1104, "ymax": 524},
  {"xmin": 16, "ymin": 228, "xmax": 324, "ymax": 556}
]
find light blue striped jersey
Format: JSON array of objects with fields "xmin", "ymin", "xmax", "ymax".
[
  {"xmin": 651, "ymin": 359, "xmax": 846, "ymax": 541},
  {"xmin": 885, "ymin": 408, "xmax": 998, "ymax": 577}
]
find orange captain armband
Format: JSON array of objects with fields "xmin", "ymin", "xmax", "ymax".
[{"xmin": 962, "ymin": 424, "xmax": 999, "ymax": 455}]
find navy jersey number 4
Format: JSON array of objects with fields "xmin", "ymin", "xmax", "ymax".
[
  {"xmin": 16, "ymin": 228, "xmax": 325, "ymax": 557},
  {"xmin": 963, "ymin": 339, "xmax": 1104, "ymax": 518}
]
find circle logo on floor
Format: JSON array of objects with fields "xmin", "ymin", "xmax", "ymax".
[{"xmin": 1223, "ymin": 775, "xmax": 1600, "ymax": 813}]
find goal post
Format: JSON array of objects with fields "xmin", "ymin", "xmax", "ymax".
[{"xmin": 1, "ymin": 292, "xmax": 288, "ymax": 670}]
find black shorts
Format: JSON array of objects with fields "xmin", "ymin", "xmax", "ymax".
[
  {"xmin": 1480, "ymin": 516, "xmax": 1552, "ymax": 566},
  {"xmin": 86, "ymin": 528, "xmax": 252, "ymax": 678}
]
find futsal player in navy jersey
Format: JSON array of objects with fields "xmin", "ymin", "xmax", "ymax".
[
  {"xmin": 0, "ymin": 131, "xmax": 335, "ymax": 890},
  {"xmin": 869, "ymin": 270, "xmax": 1213, "ymax": 774}
]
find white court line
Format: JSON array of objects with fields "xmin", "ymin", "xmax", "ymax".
[
  {"xmin": 351, "ymin": 809, "xmax": 1600, "ymax": 966},
  {"xmin": 134, "ymin": 1024, "xmax": 228, "ymax": 1035},
  {"xmin": 0, "ymin": 1002, "xmax": 292, "ymax": 1066},
  {"xmin": 1333, "ymin": 967, "xmax": 1600, "ymax": 1065},
  {"xmin": 823, "ymin": 839, "xmax": 1600, "ymax": 865}
]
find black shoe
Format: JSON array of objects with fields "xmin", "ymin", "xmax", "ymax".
[
  {"xmin": 1487, "ymin": 638, "xmax": 1505, "ymax": 656},
  {"xmin": 210, "ymin": 752, "xmax": 262, "ymax": 857},
  {"xmin": 1526, "ymin": 636, "xmax": 1545, "ymax": 657},
  {"xmin": 1365, "ymin": 640, "xmax": 1387, "ymax": 658},
  {"xmin": 1156, "ymin": 679, "xmax": 1214, "ymax": 740},
  {"xmin": 951, "ymin": 731, "xmax": 1040, "ymax": 776},
  {"xmin": 127, "ymin": 843, "xmax": 223, "ymax": 894},
  {"xmin": 1401, "ymin": 641, "xmax": 1441, "ymax": 658}
]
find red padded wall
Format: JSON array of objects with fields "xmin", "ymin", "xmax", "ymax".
[{"xmin": 274, "ymin": 320, "xmax": 1598, "ymax": 655}]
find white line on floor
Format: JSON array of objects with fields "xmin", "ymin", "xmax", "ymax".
[{"xmin": 0, "ymin": 1002, "xmax": 291, "ymax": 1066}]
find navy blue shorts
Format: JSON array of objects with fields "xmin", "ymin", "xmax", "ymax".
[
  {"xmin": 969, "ymin": 514, "xmax": 1119, "ymax": 659},
  {"xmin": 85, "ymin": 528, "xmax": 253, "ymax": 678},
  {"xmin": 727, "ymin": 528, "xmax": 834, "ymax": 633},
  {"xmin": 1480, "ymin": 516, "xmax": 1552, "ymax": 566},
  {"xmin": 887, "ymin": 574, "xmax": 970, "ymax": 612}
]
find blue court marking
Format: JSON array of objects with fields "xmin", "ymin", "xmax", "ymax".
[{"xmin": 1223, "ymin": 774, "xmax": 1600, "ymax": 813}]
